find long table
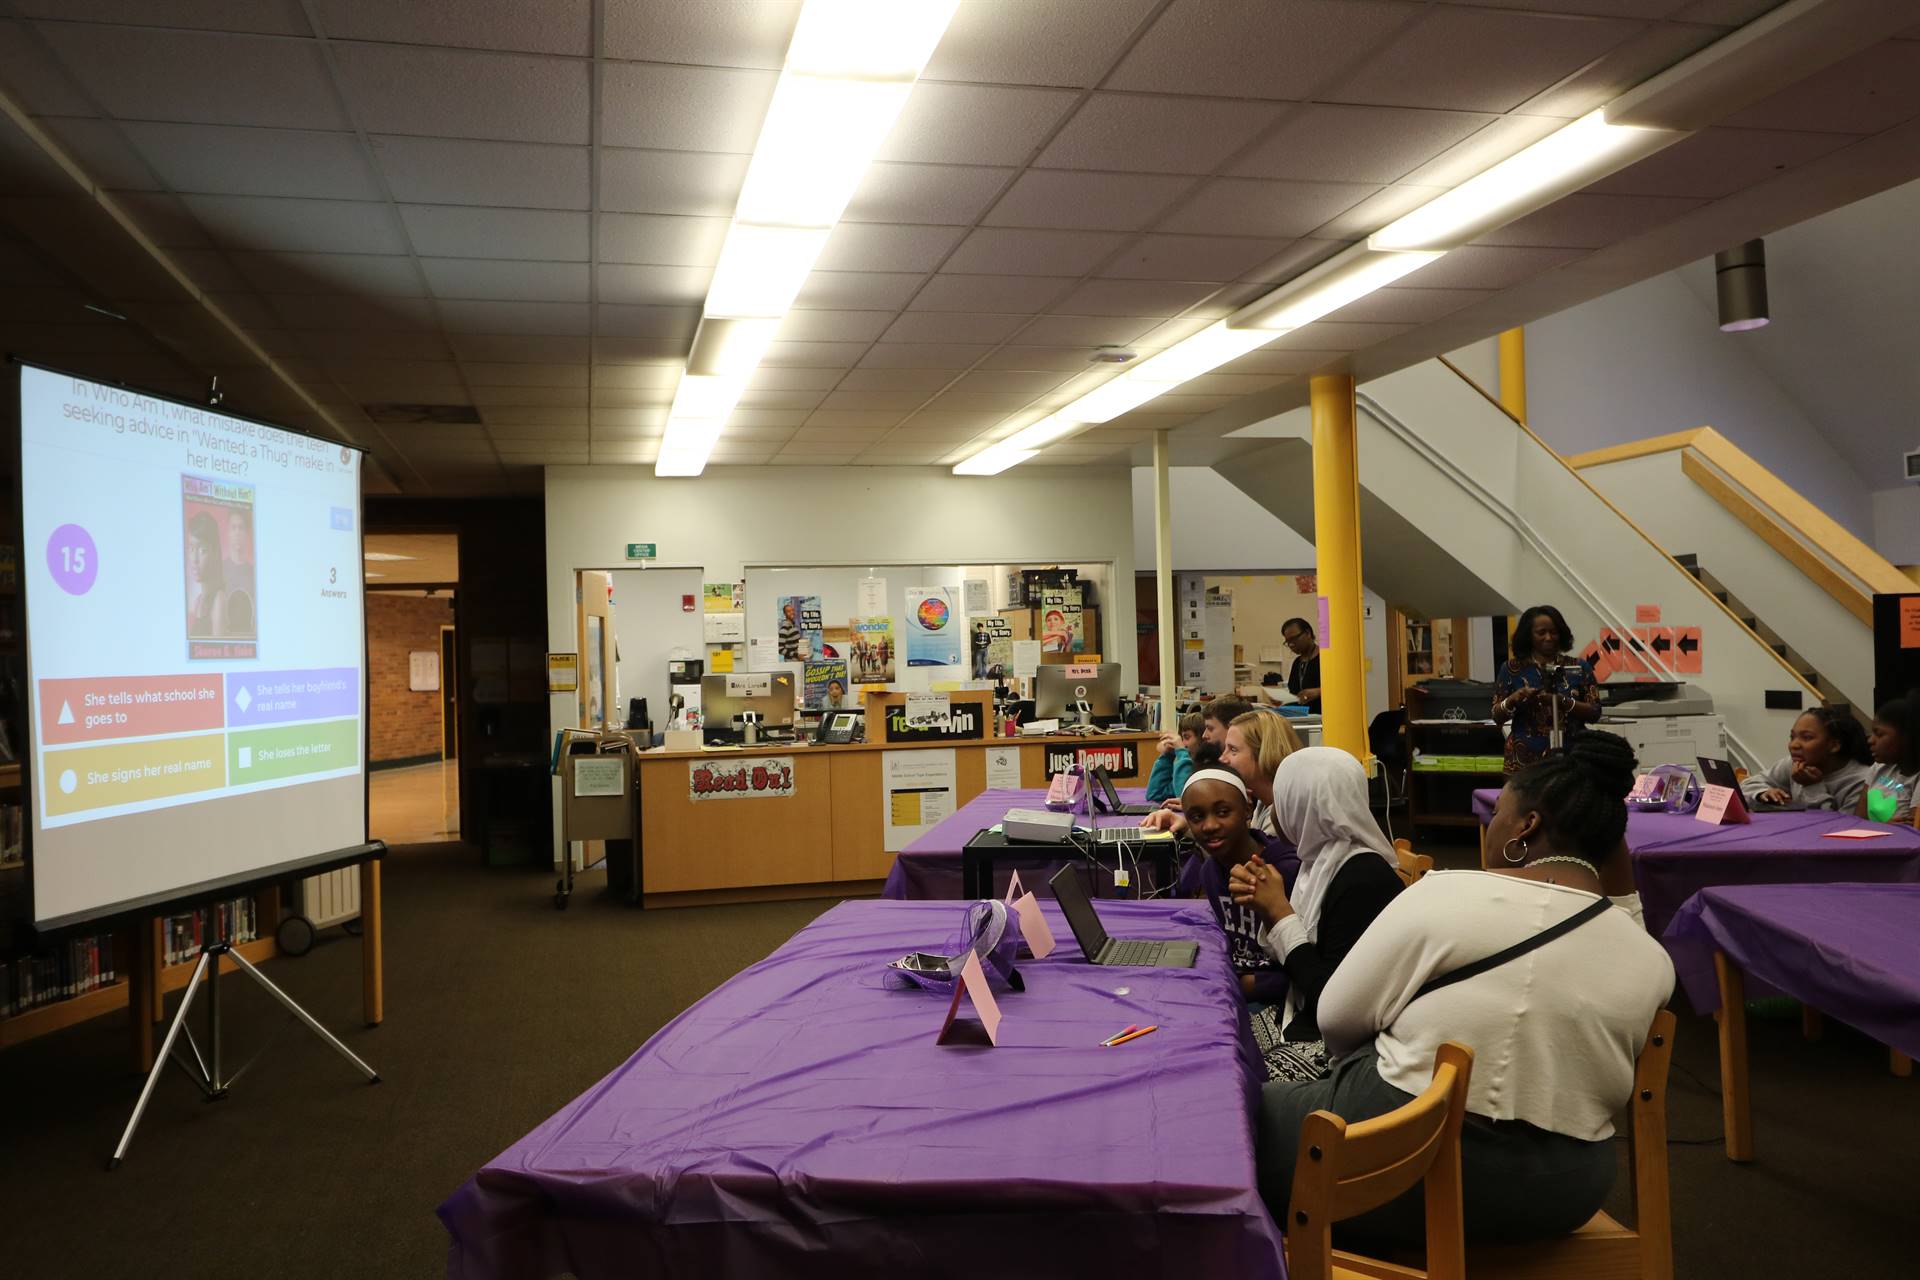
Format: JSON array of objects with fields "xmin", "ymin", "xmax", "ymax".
[
  {"xmin": 1471, "ymin": 788, "xmax": 1920, "ymax": 939},
  {"xmin": 438, "ymin": 898, "xmax": 1286, "ymax": 1279},
  {"xmin": 1663, "ymin": 883, "xmax": 1920, "ymax": 1161},
  {"xmin": 882, "ymin": 786, "xmax": 1161, "ymax": 900}
]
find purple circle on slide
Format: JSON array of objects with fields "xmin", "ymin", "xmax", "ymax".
[{"xmin": 46, "ymin": 524, "xmax": 98, "ymax": 595}]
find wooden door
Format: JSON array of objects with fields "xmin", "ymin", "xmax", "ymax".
[{"xmin": 577, "ymin": 570, "xmax": 615, "ymax": 730}]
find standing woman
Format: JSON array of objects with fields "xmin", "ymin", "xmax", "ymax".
[{"xmin": 1494, "ymin": 605, "xmax": 1600, "ymax": 774}]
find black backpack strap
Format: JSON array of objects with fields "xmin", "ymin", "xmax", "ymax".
[{"xmin": 1410, "ymin": 895, "xmax": 1613, "ymax": 1003}]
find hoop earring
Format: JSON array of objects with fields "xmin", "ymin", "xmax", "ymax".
[{"xmin": 1502, "ymin": 837, "xmax": 1528, "ymax": 865}]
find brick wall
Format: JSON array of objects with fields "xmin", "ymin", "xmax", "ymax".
[{"xmin": 368, "ymin": 593, "xmax": 452, "ymax": 764}]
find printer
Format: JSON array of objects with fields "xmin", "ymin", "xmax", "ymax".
[{"xmin": 1597, "ymin": 682, "xmax": 1726, "ymax": 769}]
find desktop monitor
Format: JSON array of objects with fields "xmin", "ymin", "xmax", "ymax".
[
  {"xmin": 1034, "ymin": 663, "xmax": 1121, "ymax": 723},
  {"xmin": 700, "ymin": 672, "xmax": 797, "ymax": 743}
]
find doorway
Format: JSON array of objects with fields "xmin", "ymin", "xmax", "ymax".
[{"xmin": 366, "ymin": 532, "xmax": 460, "ymax": 845}]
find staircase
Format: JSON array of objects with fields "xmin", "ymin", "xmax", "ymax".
[{"xmin": 1673, "ymin": 553, "xmax": 1862, "ymax": 726}]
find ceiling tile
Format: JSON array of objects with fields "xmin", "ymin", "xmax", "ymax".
[
  {"xmin": 1231, "ymin": 103, "xmax": 1492, "ymax": 184},
  {"xmin": 309, "ymin": 0, "xmax": 590, "ymax": 55},
  {"xmin": 592, "ymin": 363, "xmax": 680, "ymax": 388},
  {"xmin": 837, "ymin": 367, "xmax": 953, "ymax": 391},
  {"xmin": 760, "ymin": 339, "xmax": 871, "ymax": 367},
  {"xmin": 794, "ymin": 423, "xmax": 897, "ymax": 441},
  {"xmin": 1014, "ymin": 313, "xmax": 1164, "ymax": 346},
  {"xmin": 599, "ymin": 148, "xmax": 749, "ymax": 216},
  {"xmin": 0, "ymin": 22, "xmax": 95, "ymax": 116},
  {"xmin": 182, "ymin": 194, "xmax": 406, "ymax": 254},
  {"xmin": 232, "ymin": 251, "xmax": 423, "ymax": 296},
  {"xmin": 896, "ymin": 409, "xmax": 1004, "ymax": 431},
  {"xmin": 979, "ymin": 345, "xmax": 1111, "ymax": 371},
  {"xmin": 1159, "ymin": 178, "xmax": 1378, "ymax": 238},
  {"xmin": 120, "ymin": 122, "xmax": 381, "ymax": 200},
  {"xmin": 399, "ymin": 206, "xmax": 588, "ymax": 259},
  {"xmin": 422, "ymin": 258, "xmax": 590, "ymax": 302},
  {"xmin": 882, "ymin": 421, "xmax": 987, "ymax": 442},
  {"xmin": 1513, "ymin": 19, "xmax": 1720, "ymax": 120},
  {"xmin": 856, "ymin": 343, "xmax": 992, "ymax": 369},
  {"xmin": 908, "ymin": 274, "xmax": 1073, "ymax": 313},
  {"xmin": 600, "ymin": 62, "xmax": 777, "ymax": 152},
  {"xmin": 1175, "ymin": 371, "xmax": 1290, "ymax": 395},
  {"xmin": 463, "ymin": 361, "xmax": 588, "ymax": 387},
  {"xmin": 1326, "ymin": 8, "xmax": 1640, "ymax": 114},
  {"xmin": 1109, "ymin": 0, "xmax": 1420, "ymax": 99},
  {"xmin": 949, "ymin": 369, "xmax": 1072, "ymax": 395},
  {"xmin": 595, "ymin": 303, "xmax": 700, "ymax": 339},
  {"xmin": 778, "ymin": 439, "xmax": 868, "ymax": 456},
  {"xmin": 452, "ymin": 333, "xmax": 587, "ymax": 362},
  {"xmin": 1472, "ymin": 192, "xmax": 1708, "ymax": 249},
  {"xmin": 726, "ymin": 408, "xmax": 810, "ymax": 427},
  {"xmin": 438, "ymin": 299, "xmax": 591, "ymax": 335},
  {"xmin": 816, "ymin": 389, "xmax": 929, "ymax": 411},
  {"xmin": 1718, "ymin": 41, "xmax": 1920, "ymax": 135},
  {"xmin": 328, "ymin": 44, "xmax": 589, "ymax": 144},
  {"xmin": 1323, "ymin": 284, "xmax": 1491, "ymax": 324},
  {"xmin": 272, "ymin": 294, "xmax": 439, "ymax": 330},
  {"xmin": 923, "ymin": 390, "xmax": 1040, "ymax": 414},
  {"xmin": 925, "ymin": 0, "xmax": 1162, "ymax": 87},
  {"xmin": 301, "ymin": 330, "xmax": 455, "ymax": 360},
  {"xmin": 843, "ymin": 162, "xmax": 1015, "ymax": 225},
  {"xmin": 1038, "ymin": 94, "xmax": 1286, "ymax": 175},
  {"xmin": 601, "ymin": 0, "xmax": 800, "ymax": 69},
  {"xmin": 795, "ymin": 270, "xmax": 927, "ymax": 310},
  {"xmin": 814, "ymin": 223, "xmax": 966, "ymax": 273},
  {"xmin": 878, "ymin": 83, "xmax": 1080, "ymax": 166},
  {"xmin": 1588, "ymin": 127, "xmax": 1855, "ymax": 200},
  {"xmin": 1051, "ymin": 278, "xmax": 1220, "ymax": 317},
  {"xmin": 168, "ymin": 249, "xmax": 247, "ymax": 293},
  {"xmin": 1216, "ymin": 346, "xmax": 1350, "ymax": 376},
  {"xmin": 600, "ymin": 213, "xmax": 730, "ymax": 266},
  {"xmin": 1404, "ymin": 243, "xmax": 1587, "ymax": 290},
  {"xmin": 483, "ymin": 405, "xmax": 587, "ymax": 426},
  {"xmin": 942, "ymin": 227, "xmax": 1129, "ymax": 276},
  {"xmin": 776, "ymin": 309, "xmax": 894, "ymax": 343},
  {"xmin": 1397, "ymin": 114, "xmax": 1567, "ymax": 187},
  {"xmin": 370, "ymin": 135, "xmax": 589, "ymax": 209},
  {"xmin": 594, "ymin": 336, "xmax": 686, "ymax": 361},
  {"xmin": 984, "ymin": 170, "xmax": 1198, "ymax": 232},
  {"xmin": 1103, "ymin": 234, "xmax": 1293, "ymax": 282},
  {"xmin": 591, "ymin": 403, "xmax": 669, "ymax": 428},
  {"xmin": 592, "ymin": 385, "xmax": 673, "ymax": 408},
  {"xmin": 596, "ymin": 262, "xmax": 713, "ymax": 306},
  {"xmin": 880, "ymin": 311, "xmax": 1027, "ymax": 344},
  {"xmin": 718, "ymin": 424, "xmax": 804, "ymax": 442},
  {"xmin": 1269, "ymin": 320, "xmax": 1413, "ymax": 350},
  {"xmin": 36, "ymin": 26, "xmax": 346, "ymax": 129},
  {"xmin": 469, "ymin": 384, "xmax": 589, "ymax": 407},
  {"xmin": 746, "ymin": 366, "xmax": 842, "ymax": 390},
  {"xmin": 36, "ymin": 117, "xmax": 161, "ymax": 190},
  {"xmin": 1310, "ymin": 184, "xmax": 1444, "ymax": 239}
]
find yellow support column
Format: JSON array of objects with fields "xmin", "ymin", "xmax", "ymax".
[
  {"xmin": 1311, "ymin": 374, "xmax": 1367, "ymax": 760},
  {"xmin": 1497, "ymin": 326, "xmax": 1527, "ymax": 422}
]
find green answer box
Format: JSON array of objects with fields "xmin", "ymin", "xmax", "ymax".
[{"xmin": 228, "ymin": 718, "xmax": 360, "ymax": 783}]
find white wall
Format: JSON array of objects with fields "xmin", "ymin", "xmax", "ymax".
[
  {"xmin": 1130, "ymin": 466, "xmax": 1316, "ymax": 569},
  {"xmin": 608, "ymin": 567, "xmax": 703, "ymax": 733},
  {"xmin": 1524, "ymin": 271, "xmax": 1874, "ymax": 541}
]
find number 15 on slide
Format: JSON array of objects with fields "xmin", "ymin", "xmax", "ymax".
[{"xmin": 47, "ymin": 524, "xmax": 99, "ymax": 596}]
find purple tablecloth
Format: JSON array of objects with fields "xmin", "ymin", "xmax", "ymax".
[
  {"xmin": 1470, "ymin": 788, "xmax": 1920, "ymax": 940},
  {"xmin": 439, "ymin": 898, "xmax": 1285, "ymax": 1280},
  {"xmin": 883, "ymin": 787, "xmax": 1157, "ymax": 900},
  {"xmin": 1663, "ymin": 883, "xmax": 1920, "ymax": 1057}
]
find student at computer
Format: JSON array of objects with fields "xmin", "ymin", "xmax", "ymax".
[
  {"xmin": 1251, "ymin": 731, "xmax": 1673, "ymax": 1247},
  {"xmin": 1147, "ymin": 711, "xmax": 1205, "ymax": 804},
  {"xmin": 1179, "ymin": 769, "xmax": 1297, "ymax": 1004},
  {"xmin": 1861, "ymin": 695, "xmax": 1920, "ymax": 823},
  {"xmin": 1228, "ymin": 748, "xmax": 1402, "ymax": 1082},
  {"xmin": 1742, "ymin": 706, "xmax": 1871, "ymax": 812}
]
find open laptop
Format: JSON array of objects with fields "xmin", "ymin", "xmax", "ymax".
[
  {"xmin": 1048, "ymin": 865, "xmax": 1197, "ymax": 968},
  {"xmin": 1090, "ymin": 764, "xmax": 1158, "ymax": 815},
  {"xmin": 1697, "ymin": 756, "xmax": 1804, "ymax": 811}
]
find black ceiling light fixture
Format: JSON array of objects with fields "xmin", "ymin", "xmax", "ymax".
[{"xmin": 1715, "ymin": 238, "xmax": 1770, "ymax": 332}]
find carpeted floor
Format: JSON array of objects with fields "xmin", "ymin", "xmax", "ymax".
[{"xmin": 0, "ymin": 840, "xmax": 1911, "ymax": 1278}]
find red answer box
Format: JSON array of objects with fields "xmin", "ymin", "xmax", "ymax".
[{"xmin": 38, "ymin": 674, "xmax": 226, "ymax": 745}]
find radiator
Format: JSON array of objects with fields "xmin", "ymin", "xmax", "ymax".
[{"xmin": 299, "ymin": 866, "xmax": 362, "ymax": 929}]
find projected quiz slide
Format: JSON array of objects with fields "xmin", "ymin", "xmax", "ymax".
[{"xmin": 19, "ymin": 365, "xmax": 365, "ymax": 921}]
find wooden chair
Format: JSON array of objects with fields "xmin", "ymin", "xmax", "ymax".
[
  {"xmin": 1285, "ymin": 1042, "xmax": 1474, "ymax": 1280},
  {"xmin": 1391, "ymin": 839, "xmax": 1434, "ymax": 887},
  {"xmin": 1467, "ymin": 1009, "xmax": 1678, "ymax": 1280}
]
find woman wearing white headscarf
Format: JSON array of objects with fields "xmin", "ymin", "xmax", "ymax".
[{"xmin": 1230, "ymin": 747, "xmax": 1402, "ymax": 1081}]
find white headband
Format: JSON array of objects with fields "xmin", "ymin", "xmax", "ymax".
[{"xmin": 1182, "ymin": 768, "xmax": 1250, "ymax": 802}]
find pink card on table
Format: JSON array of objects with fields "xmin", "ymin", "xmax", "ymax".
[
  {"xmin": 936, "ymin": 951, "xmax": 1003, "ymax": 1047},
  {"xmin": 1823, "ymin": 828, "xmax": 1892, "ymax": 840},
  {"xmin": 1004, "ymin": 869, "xmax": 1024, "ymax": 904},
  {"xmin": 1011, "ymin": 891, "xmax": 1056, "ymax": 959},
  {"xmin": 1694, "ymin": 783, "xmax": 1749, "ymax": 826}
]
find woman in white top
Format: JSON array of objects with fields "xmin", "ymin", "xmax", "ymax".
[
  {"xmin": 1741, "ymin": 706, "xmax": 1872, "ymax": 812},
  {"xmin": 1253, "ymin": 731, "xmax": 1674, "ymax": 1247}
]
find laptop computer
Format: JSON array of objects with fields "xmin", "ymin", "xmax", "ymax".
[
  {"xmin": 1090, "ymin": 764, "xmax": 1159, "ymax": 815},
  {"xmin": 1697, "ymin": 756, "xmax": 1804, "ymax": 811},
  {"xmin": 1048, "ymin": 864, "xmax": 1197, "ymax": 968}
]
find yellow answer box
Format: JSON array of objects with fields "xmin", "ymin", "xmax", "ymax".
[{"xmin": 43, "ymin": 733, "xmax": 228, "ymax": 817}]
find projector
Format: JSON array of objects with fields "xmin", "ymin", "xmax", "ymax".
[{"xmin": 1003, "ymin": 808, "xmax": 1074, "ymax": 843}]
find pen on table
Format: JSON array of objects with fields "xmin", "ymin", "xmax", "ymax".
[
  {"xmin": 1100, "ymin": 1024, "xmax": 1140, "ymax": 1047},
  {"xmin": 1105, "ymin": 1025, "xmax": 1158, "ymax": 1047}
]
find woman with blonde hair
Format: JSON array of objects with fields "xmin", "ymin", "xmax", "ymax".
[{"xmin": 1142, "ymin": 710, "xmax": 1302, "ymax": 837}]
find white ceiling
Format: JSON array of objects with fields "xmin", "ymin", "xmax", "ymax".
[{"xmin": 0, "ymin": 0, "xmax": 1917, "ymax": 492}]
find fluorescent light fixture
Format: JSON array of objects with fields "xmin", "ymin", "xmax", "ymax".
[
  {"xmin": 1230, "ymin": 244, "xmax": 1443, "ymax": 331},
  {"xmin": 685, "ymin": 316, "xmax": 779, "ymax": 378},
  {"xmin": 1059, "ymin": 375, "xmax": 1170, "ymax": 425},
  {"xmin": 736, "ymin": 76, "xmax": 915, "ymax": 227},
  {"xmin": 705, "ymin": 223, "xmax": 831, "ymax": 318},
  {"xmin": 656, "ymin": 418, "xmax": 726, "ymax": 476},
  {"xmin": 952, "ymin": 442, "xmax": 1037, "ymax": 476},
  {"xmin": 1126, "ymin": 322, "xmax": 1276, "ymax": 384},
  {"xmin": 363, "ymin": 552, "xmax": 414, "ymax": 561},
  {"xmin": 785, "ymin": 0, "xmax": 961, "ymax": 79},
  {"xmin": 1370, "ymin": 110, "xmax": 1668, "ymax": 251},
  {"xmin": 670, "ymin": 373, "xmax": 748, "ymax": 421},
  {"xmin": 999, "ymin": 414, "xmax": 1084, "ymax": 451}
]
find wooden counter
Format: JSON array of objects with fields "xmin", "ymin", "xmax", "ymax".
[{"xmin": 635, "ymin": 731, "xmax": 1161, "ymax": 906}]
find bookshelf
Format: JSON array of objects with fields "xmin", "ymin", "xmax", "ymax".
[
  {"xmin": 1403, "ymin": 682, "xmax": 1505, "ymax": 832},
  {"xmin": 1386, "ymin": 609, "xmax": 1472, "ymax": 711}
]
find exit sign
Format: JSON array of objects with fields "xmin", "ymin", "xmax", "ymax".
[{"xmin": 625, "ymin": 543, "xmax": 657, "ymax": 560}]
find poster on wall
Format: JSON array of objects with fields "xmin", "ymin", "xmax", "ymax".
[
  {"xmin": 857, "ymin": 576, "xmax": 887, "ymax": 617},
  {"xmin": 882, "ymin": 748, "xmax": 956, "ymax": 851},
  {"xmin": 962, "ymin": 578, "xmax": 991, "ymax": 615},
  {"xmin": 703, "ymin": 582, "xmax": 743, "ymax": 613},
  {"xmin": 777, "ymin": 594, "xmax": 824, "ymax": 661},
  {"xmin": 1044, "ymin": 742, "xmax": 1139, "ymax": 779},
  {"xmin": 1039, "ymin": 589, "xmax": 1083, "ymax": 654},
  {"xmin": 1007, "ymin": 571, "xmax": 1026, "ymax": 607},
  {"xmin": 850, "ymin": 616, "xmax": 895, "ymax": 683},
  {"xmin": 971, "ymin": 615, "xmax": 1013, "ymax": 678},
  {"xmin": 688, "ymin": 756, "xmax": 796, "ymax": 801},
  {"xmin": 905, "ymin": 587, "xmax": 962, "ymax": 667},
  {"xmin": 804, "ymin": 658, "xmax": 851, "ymax": 709}
]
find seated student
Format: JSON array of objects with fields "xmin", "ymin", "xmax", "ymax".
[
  {"xmin": 1147, "ymin": 711, "xmax": 1205, "ymax": 804},
  {"xmin": 1742, "ymin": 706, "xmax": 1871, "ymax": 812},
  {"xmin": 1179, "ymin": 769, "xmax": 1298, "ymax": 1004},
  {"xmin": 1229, "ymin": 748, "xmax": 1403, "ymax": 1082},
  {"xmin": 1252, "ymin": 731, "xmax": 1673, "ymax": 1248},
  {"xmin": 1144, "ymin": 710, "xmax": 1300, "ymax": 836},
  {"xmin": 1861, "ymin": 694, "xmax": 1920, "ymax": 824}
]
